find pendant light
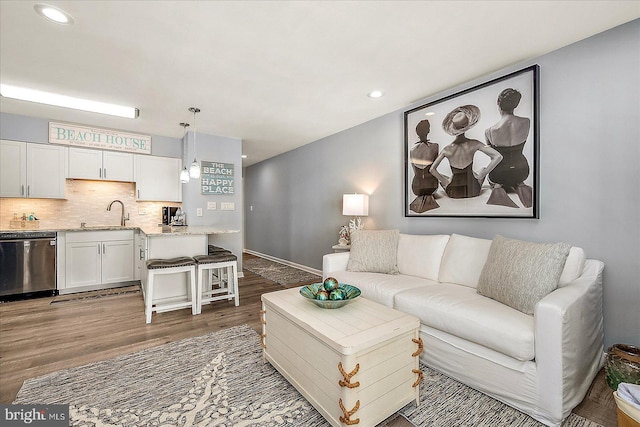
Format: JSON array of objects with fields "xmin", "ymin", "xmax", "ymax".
[
  {"xmin": 179, "ymin": 122, "xmax": 190, "ymax": 183},
  {"xmin": 188, "ymin": 107, "xmax": 201, "ymax": 179}
]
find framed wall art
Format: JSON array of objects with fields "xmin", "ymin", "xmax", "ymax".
[{"xmin": 404, "ymin": 65, "xmax": 539, "ymax": 218}]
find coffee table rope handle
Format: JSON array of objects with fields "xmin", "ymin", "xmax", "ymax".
[
  {"xmin": 259, "ymin": 310, "xmax": 266, "ymax": 348},
  {"xmin": 412, "ymin": 369, "xmax": 424, "ymax": 388},
  {"xmin": 338, "ymin": 398, "xmax": 360, "ymax": 425},
  {"xmin": 412, "ymin": 337, "xmax": 423, "ymax": 357},
  {"xmin": 338, "ymin": 362, "xmax": 360, "ymax": 388}
]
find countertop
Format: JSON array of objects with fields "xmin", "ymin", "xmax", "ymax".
[{"xmin": 0, "ymin": 225, "xmax": 239, "ymax": 236}]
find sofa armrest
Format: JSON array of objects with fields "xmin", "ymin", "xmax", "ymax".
[
  {"xmin": 534, "ymin": 259, "xmax": 605, "ymax": 423},
  {"xmin": 322, "ymin": 252, "xmax": 350, "ymax": 279}
]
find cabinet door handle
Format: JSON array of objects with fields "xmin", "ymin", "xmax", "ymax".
[
  {"xmin": 21, "ymin": 185, "xmax": 24, "ymax": 196},
  {"xmin": 103, "ymin": 243, "xmax": 106, "ymax": 254},
  {"xmin": 98, "ymin": 244, "xmax": 101, "ymax": 255},
  {"xmin": 137, "ymin": 190, "xmax": 140, "ymax": 199},
  {"xmin": 99, "ymin": 168, "xmax": 102, "ymax": 178},
  {"xmin": 139, "ymin": 248, "xmax": 145, "ymax": 260},
  {"xmin": 27, "ymin": 185, "xmax": 30, "ymax": 197},
  {"xmin": 103, "ymin": 168, "xmax": 107, "ymax": 179}
]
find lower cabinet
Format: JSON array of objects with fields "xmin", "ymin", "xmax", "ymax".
[{"xmin": 61, "ymin": 230, "xmax": 135, "ymax": 291}]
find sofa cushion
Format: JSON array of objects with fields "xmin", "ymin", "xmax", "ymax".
[
  {"xmin": 347, "ymin": 229, "xmax": 399, "ymax": 274},
  {"xmin": 559, "ymin": 246, "xmax": 586, "ymax": 286},
  {"xmin": 397, "ymin": 234, "xmax": 450, "ymax": 281},
  {"xmin": 477, "ymin": 235, "xmax": 571, "ymax": 315},
  {"xmin": 438, "ymin": 234, "xmax": 492, "ymax": 288},
  {"xmin": 394, "ymin": 284, "xmax": 535, "ymax": 361},
  {"xmin": 327, "ymin": 270, "xmax": 432, "ymax": 308}
]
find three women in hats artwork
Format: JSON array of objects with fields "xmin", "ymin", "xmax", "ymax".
[{"xmin": 409, "ymin": 88, "xmax": 533, "ymax": 213}]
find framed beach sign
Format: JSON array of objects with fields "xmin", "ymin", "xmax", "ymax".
[{"xmin": 404, "ymin": 65, "xmax": 539, "ymax": 218}]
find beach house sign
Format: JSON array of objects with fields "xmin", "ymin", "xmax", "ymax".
[{"xmin": 49, "ymin": 121, "xmax": 151, "ymax": 154}]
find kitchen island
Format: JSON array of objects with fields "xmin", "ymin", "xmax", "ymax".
[
  {"xmin": 137, "ymin": 226, "xmax": 240, "ymax": 310},
  {"xmin": 51, "ymin": 225, "xmax": 238, "ymax": 302}
]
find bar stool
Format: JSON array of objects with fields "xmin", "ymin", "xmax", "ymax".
[
  {"xmin": 145, "ymin": 256, "xmax": 197, "ymax": 324},
  {"xmin": 207, "ymin": 245, "xmax": 233, "ymax": 287},
  {"xmin": 194, "ymin": 252, "xmax": 239, "ymax": 314}
]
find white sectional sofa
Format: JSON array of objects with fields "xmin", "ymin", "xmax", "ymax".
[{"xmin": 322, "ymin": 233, "xmax": 605, "ymax": 427}]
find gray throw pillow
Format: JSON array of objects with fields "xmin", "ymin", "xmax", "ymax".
[
  {"xmin": 477, "ymin": 235, "xmax": 571, "ymax": 315},
  {"xmin": 347, "ymin": 229, "xmax": 400, "ymax": 274}
]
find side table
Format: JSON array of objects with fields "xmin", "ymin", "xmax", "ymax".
[{"xmin": 331, "ymin": 244, "xmax": 350, "ymax": 253}]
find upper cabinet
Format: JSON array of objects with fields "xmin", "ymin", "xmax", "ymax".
[
  {"xmin": 68, "ymin": 147, "xmax": 134, "ymax": 182},
  {"xmin": 134, "ymin": 154, "xmax": 182, "ymax": 202},
  {"xmin": 0, "ymin": 140, "xmax": 67, "ymax": 199}
]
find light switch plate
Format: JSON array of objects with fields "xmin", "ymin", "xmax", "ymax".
[
  {"xmin": 207, "ymin": 202, "xmax": 216, "ymax": 210},
  {"xmin": 196, "ymin": 208, "xmax": 203, "ymax": 217},
  {"xmin": 221, "ymin": 202, "xmax": 235, "ymax": 211}
]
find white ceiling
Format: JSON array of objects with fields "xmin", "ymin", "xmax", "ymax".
[{"xmin": 1, "ymin": 1, "xmax": 638, "ymax": 166}]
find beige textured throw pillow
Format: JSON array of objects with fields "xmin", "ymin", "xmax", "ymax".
[
  {"xmin": 477, "ymin": 235, "xmax": 571, "ymax": 315},
  {"xmin": 347, "ymin": 229, "xmax": 400, "ymax": 274}
]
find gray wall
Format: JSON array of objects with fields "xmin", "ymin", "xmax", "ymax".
[
  {"xmin": 244, "ymin": 20, "xmax": 640, "ymax": 347},
  {"xmin": 182, "ymin": 131, "xmax": 244, "ymax": 270},
  {"xmin": 0, "ymin": 112, "xmax": 182, "ymax": 157}
]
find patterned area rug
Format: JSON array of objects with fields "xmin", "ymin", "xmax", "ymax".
[
  {"xmin": 243, "ymin": 257, "xmax": 321, "ymax": 286},
  {"xmin": 14, "ymin": 325, "xmax": 602, "ymax": 427}
]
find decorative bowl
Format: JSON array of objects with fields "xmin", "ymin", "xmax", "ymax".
[
  {"xmin": 299, "ymin": 283, "xmax": 361, "ymax": 309},
  {"xmin": 605, "ymin": 344, "xmax": 640, "ymax": 390}
]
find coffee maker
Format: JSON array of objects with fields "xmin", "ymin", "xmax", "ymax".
[{"xmin": 161, "ymin": 207, "xmax": 179, "ymax": 225}]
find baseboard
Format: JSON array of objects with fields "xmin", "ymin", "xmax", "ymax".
[{"xmin": 243, "ymin": 249, "xmax": 322, "ymax": 276}]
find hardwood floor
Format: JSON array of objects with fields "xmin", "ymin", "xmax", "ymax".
[{"xmin": 0, "ymin": 254, "xmax": 617, "ymax": 426}]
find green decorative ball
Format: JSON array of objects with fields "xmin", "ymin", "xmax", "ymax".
[
  {"xmin": 316, "ymin": 290, "xmax": 329, "ymax": 301},
  {"xmin": 329, "ymin": 289, "xmax": 346, "ymax": 300},
  {"xmin": 323, "ymin": 277, "xmax": 339, "ymax": 292}
]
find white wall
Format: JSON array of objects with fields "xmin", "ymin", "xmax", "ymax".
[{"xmin": 244, "ymin": 20, "xmax": 640, "ymax": 347}]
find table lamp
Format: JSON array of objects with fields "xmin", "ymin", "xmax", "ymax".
[{"xmin": 341, "ymin": 194, "xmax": 369, "ymax": 245}]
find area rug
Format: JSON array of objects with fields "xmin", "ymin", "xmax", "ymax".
[
  {"xmin": 50, "ymin": 285, "xmax": 141, "ymax": 304},
  {"xmin": 243, "ymin": 257, "xmax": 321, "ymax": 286},
  {"xmin": 14, "ymin": 325, "xmax": 602, "ymax": 427}
]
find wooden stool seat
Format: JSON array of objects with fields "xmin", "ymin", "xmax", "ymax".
[
  {"xmin": 195, "ymin": 251, "xmax": 239, "ymax": 313},
  {"xmin": 144, "ymin": 256, "xmax": 197, "ymax": 324}
]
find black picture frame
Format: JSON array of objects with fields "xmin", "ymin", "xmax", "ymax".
[{"xmin": 404, "ymin": 65, "xmax": 539, "ymax": 218}]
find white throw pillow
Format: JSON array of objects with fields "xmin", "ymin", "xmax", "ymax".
[
  {"xmin": 558, "ymin": 246, "xmax": 586, "ymax": 286},
  {"xmin": 438, "ymin": 234, "xmax": 493, "ymax": 288},
  {"xmin": 476, "ymin": 235, "xmax": 571, "ymax": 315},
  {"xmin": 347, "ymin": 229, "xmax": 399, "ymax": 274},
  {"xmin": 397, "ymin": 234, "xmax": 450, "ymax": 280}
]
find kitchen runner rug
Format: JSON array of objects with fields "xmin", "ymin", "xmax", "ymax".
[
  {"xmin": 50, "ymin": 285, "xmax": 141, "ymax": 304},
  {"xmin": 243, "ymin": 257, "xmax": 321, "ymax": 286},
  {"xmin": 14, "ymin": 324, "xmax": 601, "ymax": 427}
]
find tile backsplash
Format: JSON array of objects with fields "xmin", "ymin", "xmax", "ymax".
[{"xmin": 0, "ymin": 179, "xmax": 180, "ymax": 229}]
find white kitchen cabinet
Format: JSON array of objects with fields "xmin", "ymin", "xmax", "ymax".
[
  {"xmin": 134, "ymin": 154, "xmax": 182, "ymax": 202},
  {"xmin": 68, "ymin": 147, "xmax": 133, "ymax": 182},
  {"xmin": 63, "ymin": 230, "xmax": 135, "ymax": 290},
  {"xmin": 0, "ymin": 140, "xmax": 67, "ymax": 198}
]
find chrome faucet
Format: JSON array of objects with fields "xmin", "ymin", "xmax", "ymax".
[{"xmin": 107, "ymin": 200, "xmax": 129, "ymax": 226}]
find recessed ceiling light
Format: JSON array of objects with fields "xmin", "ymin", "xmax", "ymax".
[
  {"xmin": 34, "ymin": 4, "xmax": 74, "ymax": 25},
  {"xmin": 367, "ymin": 90, "xmax": 384, "ymax": 99},
  {"xmin": 425, "ymin": 112, "xmax": 435, "ymax": 116},
  {"xmin": 0, "ymin": 84, "xmax": 139, "ymax": 118},
  {"xmin": 241, "ymin": 155, "xmax": 248, "ymax": 159}
]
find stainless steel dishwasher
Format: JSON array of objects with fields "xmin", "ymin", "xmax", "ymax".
[{"xmin": 0, "ymin": 231, "xmax": 57, "ymax": 301}]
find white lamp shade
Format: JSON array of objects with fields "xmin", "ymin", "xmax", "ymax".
[
  {"xmin": 180, "ymin": 167, "xmax": 190, "ymax": 183},
  {"xmin": 189, "ymin": 159, "xmax": 200, "ymax": 179},
  {"xmin": 343, "ymin": 194, "xmax": 369, "ymax": 216}
]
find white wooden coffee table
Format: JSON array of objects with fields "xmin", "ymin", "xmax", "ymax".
[{"xmin": 261, "ymin": 287, "xmax": 422, "ymax": 427}]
